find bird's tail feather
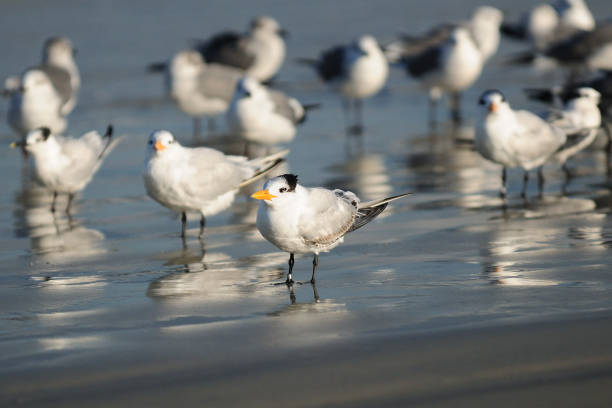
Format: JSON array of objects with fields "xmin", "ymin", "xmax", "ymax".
[
  {"xmin": 554, "ymin": 128, "xmax": 599, "ymax": 164},
  {"xmin": 97, "ymin": 125, "xmax": 121, "ymax": 161},
  {"xmin": 503, "ymin": 51, "xmax": 537, "ymax": 65},
  {"xmin": 348, "ymin": 193, "xmax": 411, "ymax": 234},
  {"xmin": 146, "ymin": 62, "xmax": 167, "ymax": 73},
  {"xmin": 240, "ymin": 149, "xmax": 289, "ymax": 188}
]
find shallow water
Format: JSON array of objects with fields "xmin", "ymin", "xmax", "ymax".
[{"xmin": 1, "ymin": 0, "xmax": 612, "ymax": 406}]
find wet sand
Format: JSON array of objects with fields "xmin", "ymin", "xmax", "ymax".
[{"xmin": 1, "ymin": 0, "xmax": 612, "ymax": 406}]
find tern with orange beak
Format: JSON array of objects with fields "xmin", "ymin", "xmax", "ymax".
[
  {"xmin": 143, "ymin": 130, "xmax": 287, "ymax": 239},
  {"xmin": 476, "ymin": 89, "xmax": 567, "ymax": 200},
  {"xmin": 10, "ymin": 125, "xmax": 118, "ymax": 213},
  {"xmin": 252, "ymin": 174, "xmax": 408, "ymax": 285}
]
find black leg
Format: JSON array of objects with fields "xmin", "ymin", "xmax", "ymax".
[
  {"xmin": 342, "ymin": 99, "xmax": 351, "ymax": 135},
  {"xmin": 312, "ymin": 282, "xmax": 320, "ymax": 302},
  {"xmin": 286, "ymin": 253, "xmax": 295, "ymax": 285},
  {"xmin": 51, "ymin": 191, "xmax": 58, "ymax": 213},
  {"xmin": 604, "ymin": 122, "xmax": 612, "ymax": 177},
  {"xmin": 521, "ymin": 170, "xmax": 529, "ymax": 199},
  {"xmin": 428, "ymin": 95, "xmax": 438, "ymax": 129},
  {"xmin": 207, "ymin": 117, "xmax": 216, "ymax": 133},
  {"xmin": 193, "ymin": 118, "xmax": 201, "ymax": 144},
  {"xmin": 562, "ymin": 163, "xmax": 572, "ymax": 179},
  {"xmin": 537, "ymin": 167, "xmax": 545, "ymax": 198},
  {"xmin": 353, "ymin": 99, "xmax": 364, "ymax": 135},
  {"xmin": 500, "ymin": 167, "xmax": 507, "ymax": 200},
  {"xmin": 199, "ymin": 215, "xmax": 206, "ymax": 238},
  {"xmin": 310, "ymin": 254, "xmax": 319, "ymax": 284},
  {"xmin": 181, "ymin": 212, "xmax": 187, "ymax": 238},
  {"xmin": 66, "ymin": 193, "xmax": 75, "ymax": 214},
  {"xmin": 450, "ymin": 92, "xmax": 462, "ymax": 125}
]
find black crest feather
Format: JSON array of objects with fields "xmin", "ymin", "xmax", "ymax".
[
  {"xmin": 478, "ymin": 89, "xmax": 506, "ymax": 105},
  {"xmin": 40, "ymin": 127, "xmax": 51, "ymax": 140},
  {"xmin": 280, "ymin": 174, "xmax": 298, "ymax": 191}
]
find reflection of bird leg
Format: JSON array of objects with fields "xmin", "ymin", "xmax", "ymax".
[
  {"xmin": 181, "ymin": 212, "xmax": 187, "ymax": 238},
  {"xmin": 310, "ymin": 254, "xmax": 319, "ymax": 284},
  {"xmin": 428, "ymin": 96, "xmax": 438, "ymax": 129},
  {"xmin": 286, "ymin": 253, "xmax": 295, "ymax": 285},
  {"xmin": 521, "ymin": 170, "xmax": 529, "ymax": 200},
  {"xmin": 312, "ymin": 282, "xmax": 320, "ymax": 302},
  {"xmin": 537, "ymin": 167, "xmax": 545, "ymax": 199},
  {"xmin": 51, "ymin": 191, "xmax": 58, "ymax": 213},
  {"xmin": 66, "ymin": 193, "xmax": 75, "ymax": 214},
  {"xmin": 353, "ymin": 99, "xmax": 364, "ymax": 135},
  {"xmin": 288, "ymin": 284, "xmax": 296, "ymax": 304},
  {"xmin": 342, "ymin": 99, "xmax": 351, "ymax": 134}
]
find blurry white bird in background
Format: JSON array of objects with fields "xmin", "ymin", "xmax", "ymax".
[
  {"xmin": 143, "ymin": 130, "xmax": 287, "ymax": 239},
  {"xmin": 251, "ymin": 174, "xmax": 408, "ymax": 284},
  {"xmin": 148, "ymin": 50, "xmax": 243, "ymax": 142},
  {"xmin": 10, "ymin": 125, "xmax": 119, "ymax": 213},
  {"xmin": 5, "ymin": 37, "xmax": 80, "ymax": 146},
  {"xmin": 475, "ymin": 90, "xmax": 567, "ymax": 199},
  {"xmin": 226, "ymin": 76, "xmax": 318, "ymax": 150},
  {"xmin": 298, "ymin": 35, "xmax": 388, "ymax": 137},
  {"xmin": 194, "ymin": 16, "xmax": 287, "ymax": 84}
]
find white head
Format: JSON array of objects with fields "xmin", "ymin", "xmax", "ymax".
[
  {"xmin": 233, "ymin": 76, "xmax": 266, "ymax": 101},
  {"xmin": 448, "ymin": 27, "xmax": 473, "ymax": 46},
  {"xmin": 21, "ymin": 127, "xmax": 54, "ymax": 154},
  {"xmin": 352, "ymin": 35, "xmax": 380, "ymax": 56},
  {"xmin": 251, "ymin": 174, "xmax": 300, "ymax": 207},
  {"xmin": 146, "ymin": 130, "xmax": 180, "ymax": 158},
  {"xmin": 43, "ymin": 37, "xmax": 76, "ymax": 66},
  {"xmin": 471, "ymin": 7, "xmax": 503, "ymax": 60},
  {"xmin": 472, "ymin": 6, "xmax": 503, "ymax": 27},
  {"xmin": 571, "ymin": 87, "xmax": 601, "ymax": 105},
  {"xmin": 170, "ymin": 50, "xmax": 204, "ymax": 78},
  {"xmin": 20, "ymin": 69, "xmax": 56, "ymax": 97},
  {"xmin": 250, "ymin": 16, "xmax": 287, "ymax": 38},
  {"xmin": 478, "ymin": 89, "xmax": 510, "ymax": 115}
]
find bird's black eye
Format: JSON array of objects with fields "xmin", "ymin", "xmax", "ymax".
[
  {"xmin": 148, "ymin": 140, "xmax": 153, "ymax": 145},
  {"xmin": 279, "ymin": 187, "xmax": 287, "ymax": 193},
  {"xmin": 478, "ymin": 99, "xmax": 485, "ymax": 105}
]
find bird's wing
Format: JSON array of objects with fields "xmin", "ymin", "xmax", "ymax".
[
  {"xmin": 400, "ymin": 23, "xmax": 455, "ymax": 56},
  {"xmin": 179, "ymin": 147, "xmax": 248, "ymax": 200},
  {"xmin": 268, "ymin": 90, "xmax": 302, "ymax": 123},
  {"xmin": 546, "ymin": 23, "xmax": 612, "ymax": 62},
  {"xmin": 197, "ymin": 31, "xmax": 256, "ymax": 69},
  {"xmin": 402, "ymin": 42, "xmax": 443, "ymax": 78},
  {"xmin": 38, "ymin": 65, "xmax": 73, "ymax": 105},
  {"xmin": 317, "ymin": 46, "xmax": 346, "ymax": 81},
  {"xmin": 198, "ymin": 64, "xmax": 242, "ymax": 101},
  {"xmin": 511, "ymin": 110, "xmax": 567, "ymax": 161},
  {"xmin": 298, "ymin": 188, "xmax": 357, "ymax": 246}
]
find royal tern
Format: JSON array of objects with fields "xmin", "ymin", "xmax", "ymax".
[
  {"xmin": 143, "ymin": 130, "xmax": 287, "ymax": 238},
  {"xmin": 10, "ymin": 125, "xmax": 119, "ymax": 213},
  {"xmin": 251, "ymin": 174, "xmax": 408, "ymax": 284}
]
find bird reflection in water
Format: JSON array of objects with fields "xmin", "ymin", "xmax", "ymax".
[{"xmin": 13, "ymin": 184, "xmax": 107, "ymax": 264}]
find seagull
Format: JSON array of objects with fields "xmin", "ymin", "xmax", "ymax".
[
  {"xmin": 298, "ymin": 35, "xmax": 388, "ymax": 135},
  {"xmin": 251, "ymin": 174, "xmax": 408, "ymax": 284},
  {"xmin": 475, "ymin": 90, "xmax": 567, "ymax": 199},
  {"xmin": 143, "ymin": 130, "xmax": 287, "ymax": 239},
  {"xmin": 385, "ymin": 6, "xmax": 503, "ymax": 64},
  {"xmin": 195, "ymin": 16, "xmax": 287, "ymax": 83},
  {"xmin": 226, "ymin": 76, "xmax": 318, "ymax": 148},
  {"xmin": 502, "ymin": 0, "xmax": 595, "ymax": 50},
  {"xmin": 399, "ymin": 26, "xmax": 483, "ymax": 125},
  {"xmin": 10, "ymin": 125, "xmax": 119, "ymax": 213},
  {"xmin": 160, "ymin": 50, "xmax": 243, "ymax": 141},
  {"xmin": 7, "ymin": 37, "xmax": 80, "ymax": 147}
]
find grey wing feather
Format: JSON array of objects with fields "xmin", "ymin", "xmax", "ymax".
[
  {"xmin": 198, "ymin": 64, "xmax": 242, "ymax": 101},
  {"xmin": 348, "ymin": 193, "xmax": 410, "ymax": 233},
  {"xmin": 299, "ymin": 189, "xmax": 356, "ymax": 245},
  {"xmin": 38, "ymin": 65, "xmax": 73, "ymax": 105},
  {"xmin": 399, "ymin": 23, "xmax": 456, "ymax": 57},
  {"xmin": 269, "ymin": 90, "xmax": 301, "ymax": 123},
  {"xmin": 180, "ymin": 148, "xmax": 247, "ymax": 200},
  {"xmin": 513, "ymin": 110, "xmax": 567, "ymax": 160}
]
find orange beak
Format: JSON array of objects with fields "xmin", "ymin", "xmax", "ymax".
[
  {"xmin": 488, "ymin": 102, "xmax": 498, "ymax": 113},
  {"xmin": 154, "ymin": 140, "xmax": 166, "ymax": 151},
  {"xmin": 251, "ymin": 189, "xmax": 276, "ymax": 201}
]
